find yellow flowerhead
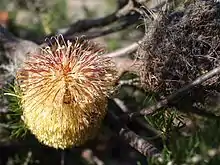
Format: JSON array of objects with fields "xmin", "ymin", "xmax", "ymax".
[{"xmin": 16, "ymin": 36, "xmax": 117, "ymax": 149}]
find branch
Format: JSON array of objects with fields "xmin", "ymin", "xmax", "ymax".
[
  {"xmin": 103, "ymin": 42, "xmax": 139, "ymax": 58},
  {"xmin": 37, "ymin": 0, "xmax": 167, "ymax": 44},
  {"xmin": 36, "ymin": 0, "xmax": 141, "ymax": 44},
  {"xmin": 64, "ymin": 13, "xmax": 140, "ymax": 41},
  {"xmin": 128, "ymin": 66, "xmax": 220, "ymax": 119},
  {"xmin": 65, "ymin": 0, "xmax": 136, "ymax": 35},
  {"xmin": 113, "ymin": 97, "xmax": 163, "ymax": 139},
  {"xmin": 106, "ymin": 101, "xmax": 162, "ymax": 158},
  {"xmin": 64, "ymin": 13, "xmax": 118, "ymax": 36},
  {"xmin": 119, "ymin": 127, "xmax": 161, "ymax": 157}
]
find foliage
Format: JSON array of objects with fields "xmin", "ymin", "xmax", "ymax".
[
  {"xmin": 147, "ymin": 111, "xmax": 220, "ymax": 165},
  {"xmin": 4, "ymin": 84, "xmax": 28, "ymax": 138},
  {"xmin": 1, "ymin": 0, "xmax": 220, "ymax": 165}
]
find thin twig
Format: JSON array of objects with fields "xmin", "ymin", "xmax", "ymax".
[
  {"xmin": 119, "ymin": 127, "xmax": 161, "ymax": 157},
  {"xmin": 65, "ymin": 13, "xmax": 140, "ymax": 40},
  {"xmin": 37, "ymin": 0, "xmax": 139, "ymax": 44},
  {"xmin": 106, "ymin": 110, "xmax": 162, "ymax": 157},
  {"xmin": 23, "ymin": 151, "xmax": 32, "ymax": 165},
  {"xmin": 106, "ymin": 100, "xmax": 162, "ymax": 158},
  {"xmin": 38, "ymin": 0, "xmax": 166, "ymax": 44},
  {"xmin": 113, "ymin": 98, "xmax": 163, "ymax": 140},
  {"xmin": 103, "ymin": 42, "xmax": 139, "ymax": 58},
  {"xmin": 113, "ymin": 98, "xmax": 129, "ymax": 112},
  {"xmin": 118, "ymin": 78, "xmax": 140, "ymax": 86},
  {"xmin": 61, "ymin": 151, "xmax": 65, "ymax": 165},
  {"xmin": 128, "ymin": 66, "xmax": 220, "ymax": 119},
  {"xmin": 66, "ymin": 0, "xmax": 136, "ymax": 35}
]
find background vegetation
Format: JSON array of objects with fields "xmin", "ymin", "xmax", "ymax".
[{"xmin": 0, "ymin": 0, "xmax": 220, "ymax": 165}]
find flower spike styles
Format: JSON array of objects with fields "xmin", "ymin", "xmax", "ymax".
[{"xmin": 16, "ymin": 35, "xmax": 117, "ymax": 149}]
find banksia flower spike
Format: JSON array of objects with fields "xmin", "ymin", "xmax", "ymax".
[{"xmin": 16, "ymin": 35, "xmax": 117, "ymax": 149}]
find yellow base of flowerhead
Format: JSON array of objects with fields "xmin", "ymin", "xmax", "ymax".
[
  {"xmin": 16, "ymin": 35, "xmax": 117, "ymax": 149},
  {"xmin": 22, "ymin": 93, "xmax": 107, "ymax": 149}
]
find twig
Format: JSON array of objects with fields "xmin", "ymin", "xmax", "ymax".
[
  {"xmin": 106, "ymin": 110, "xmax": 161, "ymax": 158},
  {"xmin": 119, "ymin": 127, "xmax": 161, "ymax": 157},
  {"xmin": 63, "ymin": 13, "xmax": 118, "ymax": 37},
  {"xmin": 112, "ymin": 97, "xmax": 162, "ymax": 140},
  {"xmin": 39, "ymin": 0, "xmax": 166, "ymax": 44},
  {"xmin": 81, "ymin": 149, "xmax": 104, "ymax": 165},
  {"xmin": 61, "ymin": 151, "xmax": 65, "ymax": 165},
  {"xmin": 118, "ymin": 78, "xmax": 140, "ymax": 86},
  {"xmin": 113, "ymin": 98, "xmax": 129, "ymax": 112},
  {"xmin": 23, "ymin": 151, "xmax": 32, "ymax": 165},
  {"xmin": 36, "ymin": 0, "xmax": 139, "ymax": 44},
  {"xmin": 65, "ymin": 13, "xmax": 140, "ymax": 41},
  {"xmin": 115, "ymin": 78, "xmax": 140, "ymax": 91},
  {"xmin": 103, "ymin": 42, "xmax": 139, "ymax": 58},
  {"xmin": 116, "ymin": 0, "xmax": 135, "ymax": 17},
  {"xmin": 65, "ymin": 0, "xmax": 136, "ymax": 35},
  {"xmin": 106, "ymin": 100, "xmax": 162, "ymax": 158},
  {"xmin": 128, "ymin": 66, "xmax": 220, "ymax": 119}
]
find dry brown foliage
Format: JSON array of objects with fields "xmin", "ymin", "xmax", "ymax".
[{"xmin": 137, "ymin": 0, "xmax": 220, "ymax": 96}]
